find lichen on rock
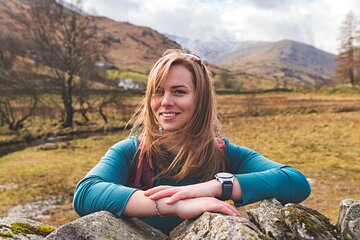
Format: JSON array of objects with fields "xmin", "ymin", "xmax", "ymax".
[
  {"xmin": 11, "ymin": 222, "xmax": 55, "ymax": 236},
  {"xmin": 247, "ymin": 198, "xmax": 297, "ymax": 239},
  {"xmin": 282, "ymin": 203, "xmax": 339, "ymax": 239},
  {"xmin": 170, "ymin": 211, "xmax": 265, "ymax": 240},
  {"xmin": 337, "ymin": 199, "xmax": 360, "ymax": 240},
  {"xmin": 0, "ymin": 217, "xmax": 55, "ymax": 240}
]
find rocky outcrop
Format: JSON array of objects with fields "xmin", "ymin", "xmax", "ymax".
[
  {"xmin": 2, "ymin": 199, "xmax": 359, "ymax": 240},
  {"xmin": 45, "ymin": 211, "xmax": 168, "ymax": 240},
  {"xmin": 247, "ymin": 199, "xmax": 339, "ymax": 239},
  {"xmin": 0, "ymin": 216, "xmax": 55, "ymax": 240},
  {"xmin": 337, "ymin": 199, "xmax": 360, "ymax": 239},
  {"xmin": 170, "ymin": 211, "xmax": 264, "ymax": 240},
  {"xmin": 247, "ymin": 199, "xmax": 298, "ymax": 239}
]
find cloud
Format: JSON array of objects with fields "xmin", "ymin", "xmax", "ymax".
[{"xmin": 70, "ymin": 0, "xmax": 360, "ymax": 54}]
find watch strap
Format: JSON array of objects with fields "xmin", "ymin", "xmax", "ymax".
[{"xmin": 220, "ymin": 181, "xmax": 233, "ymax": 200}]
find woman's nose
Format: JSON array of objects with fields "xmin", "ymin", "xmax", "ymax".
[{"xmin": 161, "ymin": 92, "xmax": 174, "ymax": 106}]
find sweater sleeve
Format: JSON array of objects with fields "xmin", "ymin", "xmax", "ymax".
[
  {"xmin": 223, "ymin": 138, "xmax": 311, "ymax": 206},
  {"xmin": 73, "ymin": 136, "xmax": 139, "ymax": 217}
]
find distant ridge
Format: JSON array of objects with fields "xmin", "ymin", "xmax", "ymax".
[{"xmin": 166, "ymin": 34, "xmax": 336, "ymax": 89}]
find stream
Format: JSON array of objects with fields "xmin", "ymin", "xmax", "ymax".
[{"xmin": 0, "ymin": 125, "xmax": 128, "ymax": 158}]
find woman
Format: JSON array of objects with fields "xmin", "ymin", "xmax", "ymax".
[{"xmin": 73, "ymin": 49, "xmax": 311, "ymax": 234}]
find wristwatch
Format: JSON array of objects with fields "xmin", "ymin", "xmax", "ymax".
[{"xmin": 215, "ymin": 172, "xmax": 234, "ymax": 200}]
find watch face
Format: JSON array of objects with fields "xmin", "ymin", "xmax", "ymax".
[{"xmin": 216, "ymin": 172, "xmax": 233, "ymax": 179}]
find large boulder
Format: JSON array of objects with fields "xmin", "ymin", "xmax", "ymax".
[
  {"xmin": 45, "ymin": 211, "xmax": 168, "ymax": 240},
  {"xmin": 281, "ymin": 203, "xmax": 339, "ymax": 240},
  {"xmin": 0, "ymin": 216, "xmax": 55, "ymax": 240},
  {"xmin": 337, "ymin": 199, "xmax": 360, "ymax": 239},
  {"xmin": 170, "ymin": 212, "xmax": 265, "ymax": 240},
  {"xmin": 247, "ymin": 199, "xmax": 297, "ymax": 239},
  {"xmin": 247, "ymin": 199, "xmax": 340, "ymax": 240}
]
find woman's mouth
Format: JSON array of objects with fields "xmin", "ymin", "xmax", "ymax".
[{"xmin": 160, "ymin": 112, "xmax": 179, "ymax": 120}]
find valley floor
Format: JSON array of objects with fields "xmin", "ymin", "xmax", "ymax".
[{"xmin": 0, "ymin": 92, "xmax": 359, "ymax": 226}]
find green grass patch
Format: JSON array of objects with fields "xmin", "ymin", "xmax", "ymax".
[{"xmin": 106, "ymin": 70, "xmax": 147, "ymax": 82}]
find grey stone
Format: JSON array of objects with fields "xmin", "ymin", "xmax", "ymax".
[
  {"xmin": 45, "ymin": 211, "xmax": 168, "ymax": 240},
  {"xmin": 282, "ymin": 203, "xmax": 339, "ymax": 240},
  {"xmin": 7, "ymin": 196, "xmax": 63, "ymax": 220},
  {"xmin": 0, "ymin": 216, "xmax": 55, "ymax": 240},
  {"xmin": 337, "ymin": 199, "xmax": 360, "ymax": 240},
  {"xmin": 4, "ymin": 199, "xmax": 360, "ymax": 240},
  {"xmin": 169, "ymin": 212, "xmax": 264, "ymax": 240},
  {"xmin": 37, "ymin": 143, "xmax": 58, "ymax": 151},
  {"xmin": 247, "ymin": 199, "xmax": 297, "ymax": 239}
]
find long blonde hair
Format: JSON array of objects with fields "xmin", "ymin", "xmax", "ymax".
[{"xmin": 130, "ymin": 49, "xmax": 226, "ymax": 181}]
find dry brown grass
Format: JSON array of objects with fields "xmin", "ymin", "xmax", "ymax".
[{"xmin": 0, "ymin": 92, "xmax": 359, "ymax": 226}]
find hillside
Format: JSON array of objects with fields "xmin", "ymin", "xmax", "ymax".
[
  {"xmin": 219, "ymin": 40, "xmax": 336, "ymax": 88},
  {"xmin": 0, "ymin": 0, "xmax": 180, "ymax": 74},
  {"xmin": 168, "ymin": 35, "xmax": 336, "ymax": 89},
  {"xmin": 93, "ymin": 17, "xmax": 180, "ymax": 73}
]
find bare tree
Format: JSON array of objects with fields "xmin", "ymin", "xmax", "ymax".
[
  {"xmin": 28, "ymin": 0, "xmax": 103, "ymax": 127},
  {"xmin": 0, "ymin": 34, "xmax": 39, "ymax": 131},
  {"xmin": 0, "ymin": 95, "xmax": 38, "ymax": 131},
  {"xmin": 336, "ymin": 11, "xmax": 360, "ymax": 86}
]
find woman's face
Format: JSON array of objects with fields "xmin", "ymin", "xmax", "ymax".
[{"xmin": 151, "ymin": 64, "xmax": 195, "ymax": 132}]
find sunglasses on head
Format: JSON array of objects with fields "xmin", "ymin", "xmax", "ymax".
[{"xmin": 181, "ymin": 53, "xmax": 205, "ymax": 70}]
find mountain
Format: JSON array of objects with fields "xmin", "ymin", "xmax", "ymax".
[
  {"xmin": 220, "ymin": 39, "xmax": 336, "ymax": 88},
  {"xmin": 0, "ymin": 0, "xmax": 180, "ymax": 74},
  {"xmin": 93, "ymin": 17, "xmax": 180, "ymax": 73},
  {"xmin": 166, "ymin": 35, "xmax": 336, "ymax": 89},
  {"xmin": 164, "ymin": 34, "xmax": 269, "ymax": 63}
]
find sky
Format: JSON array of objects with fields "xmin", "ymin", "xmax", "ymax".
[{"xmin": 67, "ymin": 0, "xmax": 360, "ymax": 54}]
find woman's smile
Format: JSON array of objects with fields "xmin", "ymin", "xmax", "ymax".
[{"xmin": 160, "ymin": 112, "xmax": 179, "ymax": 120}]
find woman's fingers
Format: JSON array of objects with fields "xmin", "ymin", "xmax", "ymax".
[
  {"xmin": 166, "ymin": 190, "xmax": 194, "ymax": 204},
  {"xmin": 150, "ymin": 187, "xmax": 198, "ymax": 203},
  {"xmin": 175, "ymin": 197, "xmax": 241, "ymax": 219},
  {"xmin": 209, "ymin": 201, "xmax": 240, "ymax": 216},
  {"xmin": 144, "ymin": 185, "xmax": 172, "ymax": 196},
  {"xmin": 147, "ymin": 187, "xmax": 184, "ymax": 200}
]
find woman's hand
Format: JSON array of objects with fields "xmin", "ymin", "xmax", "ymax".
[
  {"xmin": 144, "ymin": 180, "xmax": 221, "ymax": 204},
  {"xmin": 162, "ymin": 197, "xmax": 240, "ymax": 219}
]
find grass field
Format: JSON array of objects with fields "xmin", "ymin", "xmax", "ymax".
[{"xmin": 0, "ymin": 92, "xmax": 359, "ymax": 227}]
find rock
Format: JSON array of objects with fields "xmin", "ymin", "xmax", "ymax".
[
  {"xmin": 0, "ymin": 183, "xmax": 18, "ymax": 191},
  {"xmin": 37, "ymin": 143, "xmax": 58, "ymax": 151},
  {"xmin": 247, "ymin": 199, "xmax": 297, "ymax": 239},
  {"xmin": 4, "ymin": 199, "xmax": 360, "ymax": 239},
  {"xmin": 282, "ymin": 203, "xmax": 339, "ymax": 240},
  {"xmin": 169, "ymin": 212, "xmax": 264, "ymax": 240},
  {"xmin": 7, "ymin": 196, "xmax": 63, "ymax": 220},
  {"xmin": 337, "ymin": 199, "xmax": 360, "ymax": 240},
  {"xmin": 45, "ymin": 211, "xmax": 168, "ymax": 240},
  {"xmin": 0, "ymin": 216, "xmax": 55, "ymax": 240}
]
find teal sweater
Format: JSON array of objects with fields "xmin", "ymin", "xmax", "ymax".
[{"xmin": 73, "ymin": 136, "xmax": 311, "ymax": 234}]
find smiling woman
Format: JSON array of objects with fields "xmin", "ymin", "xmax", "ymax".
[{"xmin": 72, "ymin": 49, "xmax": 311, "ymax": 235}]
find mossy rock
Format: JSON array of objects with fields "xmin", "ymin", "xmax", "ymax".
[
  {"xmin": 10, "ymin": 222, "xmax": 55, "ymax": 236},
  {"xmin": 282, "ymin": 203, "xmax": 339, "ymax": 239},
  {"xmin": 0, "ymin": 217, "xmax": 55, "ymax": 239}
]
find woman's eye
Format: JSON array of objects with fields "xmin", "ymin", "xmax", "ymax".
[{"xmin": 174, "ymin": 90, "xmax": 186, "ymax": 94}]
